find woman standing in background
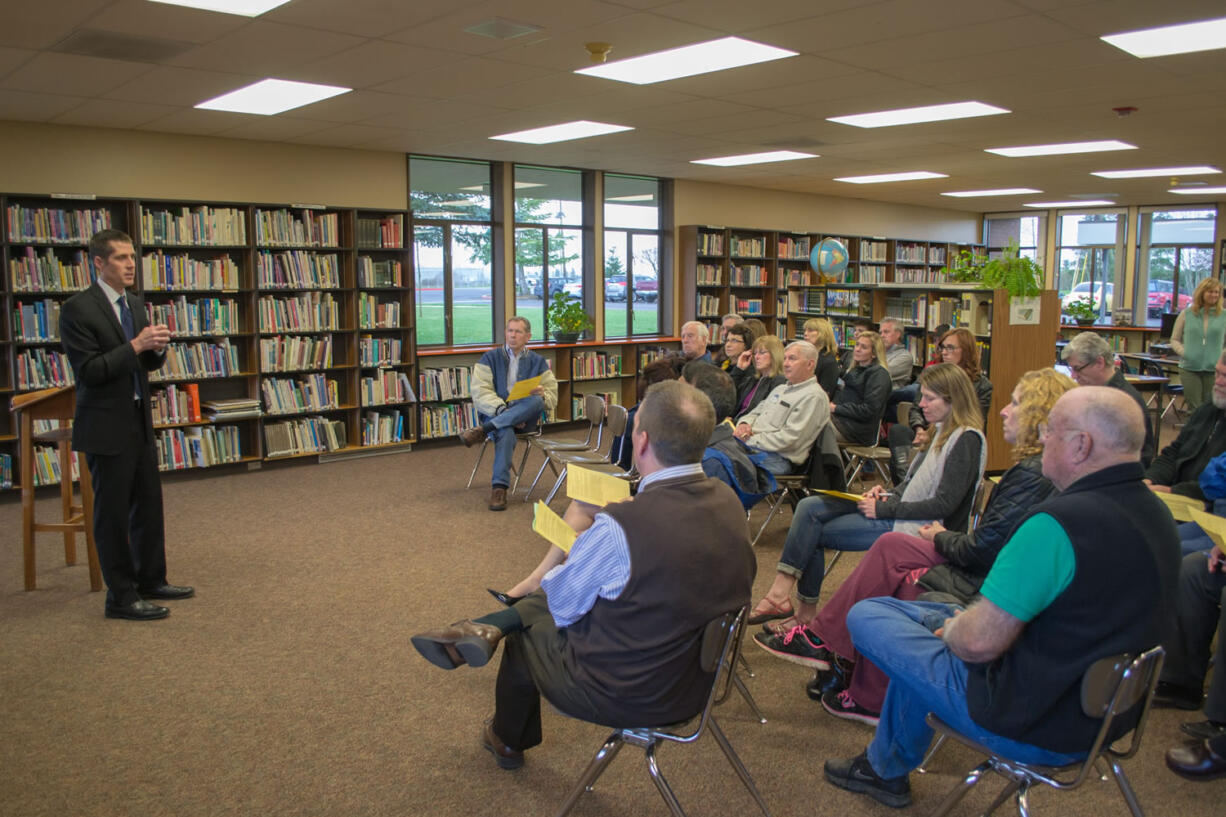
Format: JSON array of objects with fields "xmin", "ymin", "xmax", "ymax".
[{"xmin": 1171, "ymin": 277, "xmax": 1226, "ymax": 411}]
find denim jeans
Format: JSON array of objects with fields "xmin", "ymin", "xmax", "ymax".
[
  {"xmin": 778, "ymin": 494, "xmax": 892, "ymax": 602},
  {"xmin": 753, "ymin": 449, "xmax": 794, "ymax": 476},
  {"xmin": 482, "ymin": 395, "xmax": 545, "ymax": 488},
  {"xmin": 847, "ymin": 597, "xmax": 1084, "ymax": 780}
]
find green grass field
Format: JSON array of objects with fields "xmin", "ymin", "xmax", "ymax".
[{"xmin": 414, "ymin": 302, "xmax": 660, "ymax": 345}]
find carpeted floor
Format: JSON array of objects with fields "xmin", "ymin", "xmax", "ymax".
[{"xmin": 0, "ymin": 430, "xmax": 1219, "ymax": 816}]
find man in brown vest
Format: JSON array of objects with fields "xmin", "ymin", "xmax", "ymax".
[{"xmin": 411, "ymin": 381, "xmax": 755, "ymax": 770}]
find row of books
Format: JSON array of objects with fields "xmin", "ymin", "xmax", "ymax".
[
  {"xmin": 730, "ymin": 265, "xmax": 768, "ymax": 286},
  {"xmin": 696, "ymin": 232, "xmax": 724, "ymax": 255},
  {"xmin": 12, "ymin": 298, "xmax": 60, "ymax": 341},
  {"xmin": 827, "ymin": 288, "xmax": 865, "ymax": 315},
  {"xmin": 259, "ymin": 334, "xmax": 332, "ymax": 372},
  {"xmin": 27, "ymin": 444, "xmax": 79, "ymax": 487},
  {"xmin": 361, "ymin": 409, "xmax": 405, "ymax": 445},
  {"xmin": 257, "ymin": 292, "xmax": 340, "ymax": 333},
  {"xmin": 356, "ymin": 215, "xmax": 403, "ymax": 250},
  {"xmin": 638, "ymin": 347, "xmax": 673, "ymax": 367},
  {"xmin": 573, "ymin": 392, "xmax": 616, "ymax": 419},
  {"xmin": 359, "ymin": 335, "xmax": 403, "ymax": 367},
  {"xmin": 572, "ymin": 351, "xmax": 622, "ymax": 379},
  {"xmin": 142, "ymin": 251, "xmax": 241, "ymax": 292},
  {"xmin": 730, "ymin": 236, "xmax": 766, "ymax": 257},
  {"xmin": 141, "ymin": 206, "xmax": 247, "ymax": 247},
  {"xmin": 419, "ymin": 366, "xmax": 471, "ymax": 401},
  {"xmin": 151, "ymin": 339, "xmax": 241, "ymax": 381},
  {"xmin": 261, "ymin": 374, "xmax": 339, "ymax": 415},
  {"xmin": 7, "ymin": 205, "xmax": 113, "ymax": 244},
  {"xmin": 360, "ymin": 369, "xmax": 417, "ymax": 406},
  {"xmin": 734, "ymin": 298, "xmax": 764, "ymax": 315},
  {"xmin": 263, "ymin": 415, "xmax": 348, "ymax": 456},
  {"xmin": 883, "ymin": 295, "xmax": 966, "ymax": 330},
  {"xmin": 356, "ymin": 257, "xmax": 402, "ymax": 287},
  {"xmin": 256, "ymin": 250, "xmax": 341, "ymax": 289},
  {"xmin": 147, "ymin": 296, "xmax": 239, "ymax": 337},
  {"xmin": 859, "ymin": 264, "xmax": 887, "ymax": 284},
  {"xmin": 10, "ymin": 247, "xmax": 91, "ymax": 292},
  {"xmin": 777, "ymin": 236, "xmax": 811, "ymax": 259},
  {"xmin": 785, "ymin": 269, "xmax": 815, "ymax": 287},
  {"xmin": 696, "ymin": 263, "xmax": 721, "ymax": 286},
  {"xmin": 156, "ymin": 425, "xmax": 244, "ymax": 471},
  {"xmin": 420, "ymin": 402, "xmax": 479, "ymax": 438},
  {"xmin": 16, "ymin": 348, "xmax": 73, "ymax": 389},
  {"xmin": 0, "ymin": 453, "xmax": 9, "ymax": 489},
  {"xmin": 254, "ymin": 209, "xmax": 340, "ymax": 248},
  {"xmin": 697, "ymin": 293, "xmax": 721, "ymax": 315},
  {"xmin": 860, "ymin": 240, "xmax": 888, "ymax": 262},
  {"xmin": 789, "ymin": 289, "xmax": 823, "ymax": 313},
  {"xmin": 203, "ymin": 397, "xmax": 261, "ymax": 421},
  {"xmin": 894, "ymin": 267, "xmax": 957, "ymax": 285},
  {"xmin": 358, "ymin": 292, "xmax": 401, "ymax": 329},
  {"xmin": 151, "ymin": 382, "xmax": 202, "ymax": 425}
]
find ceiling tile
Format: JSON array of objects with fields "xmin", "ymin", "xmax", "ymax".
[
  {"xmin": 0, "ymin": 0, "xmax": 111, "ymax": 49},
  {"xmin": 265, "ymin": 0, "xmax": 489, "ymax": 39},
  {"xmin": 0, "ymin": 46, "xmax": 37, "ymax": 80},
  {"xmin": 1, "ymin": 52, "xmax": 154, "ymax": 97},
  {"xmin": 50, "ymin": 97, "xmax": 179, "ymax": 128},
  {"xmin": 289, "ymin": 41, "xmax": 457, "ymax": 90},
  {"xmin": 374, "ymin": 56, "xmax": 556, "ymax": 99},
  {"xmin": 81, "ymin": 0, "xmax": 249, "ymax": 45},
  {"xmin": 137, "ymin": 107, "xmax": 247, "ymax": 135},
  {"xmin": 167, "ymin": 20, "xmax": 365, "ymax": 75},
  {"xmin": 0, "ymin": 88, "xmax": 88, "ymax": 121}
]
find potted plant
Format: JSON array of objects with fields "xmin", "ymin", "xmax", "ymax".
[
  {"xmin": 547, "ymin": 291, "xmax": 593, "ymax": 342},
  {"xmin": 943, "ymin": 239, "xmax": 1044, "ymax": 298},
  {"xmin": 1064, "ymin": 297, "xmax": 1100, "ymax": 326}
]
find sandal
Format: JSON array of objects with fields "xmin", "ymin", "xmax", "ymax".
[
  {"xmin": 761, "ymin": 616, "xmax": 801, "ymax": 636},
  {"xmin": 748, "ymin": 596, "xmax": 794, "ymax": 625}
]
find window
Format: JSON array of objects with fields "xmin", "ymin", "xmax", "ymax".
[
  {"xmin": 985, "ymin": 213, "xmax": 1046, "ymax": 266},
  {"xmin": 409, "ymin": 156, "xmax": 496, "ymax": 346},
  {"xmin": 513, "ymin": 166, "xmax": 585, "ymax": 337},
  {"xmin": 1056, "ymin": 210, "xmax": 1127, "ymax": 323},
  {"xmin": 604, "ymin": 174, "xmax": 662, "ymax": 336},
  {"xmin": 1135, "ymin": 207, "xmax": 1216, "ymax": 326}
]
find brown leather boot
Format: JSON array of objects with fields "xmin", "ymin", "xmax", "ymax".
[
  {"xmin": 410, "ymin": 620, "xmax": 504, "ymax": 669},
  {"xmin": 482, "ymin": 720, "xmax": 524, "ymax": 770},
  {"xmin": 488, "ymin": 485, "xmax": 508, "ymax": 511},
  {"xmin": 459, "ymin": 427, "xmax": 485, "ymax": 447}
]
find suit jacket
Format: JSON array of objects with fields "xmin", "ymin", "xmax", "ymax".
[{"xmin": 60, "ymin": 283, "xmax": 164, "ymax": 455}]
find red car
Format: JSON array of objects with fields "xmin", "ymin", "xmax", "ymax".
[
  {"xmin": 1147, "ymin": 281, "xmax": 1192, "ymax": 317},
  {"xmin": 632, "ymin": 276, "xmax": 658, "ymax": 302}
]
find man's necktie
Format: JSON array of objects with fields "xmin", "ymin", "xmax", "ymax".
[{"xmin": 118, "ymin": 295, "xmax": 140, "ymax": 399}]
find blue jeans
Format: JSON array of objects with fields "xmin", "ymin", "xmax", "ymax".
[
  {"xmin": 753, "ymin": 449, "xmax": 794, "ymax": 476},
  {"xmin": 848, "ymin": 597, "xmax": 1084, "ymax": 780},
  {"xmin": 482, "ymin": 395, "xmax": 545, "ymax": 488},
  {"xmin": 778, "ymin": 495, "xmax": 892, "ymax": 602}
]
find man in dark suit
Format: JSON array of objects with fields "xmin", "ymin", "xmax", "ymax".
[{"xmin": 59, "ymin": 229, "xmax": 193, "ymax": 620}]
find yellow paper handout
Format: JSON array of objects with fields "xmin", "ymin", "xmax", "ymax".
[
  {"xmin": 567, "ymin": 465, "xmax": 631, "ymax": 506},
  {"xmin": 1155, "ymin": 490, "xmax": 1205, "ymax": 523},
  {"xmin": 1189, "ymin": 507, "xmax": 1226, "ymax": 550},
  {"xmin": 533, "ymin": 501, "xmax": 579, "ymax": 554},
  {"xmin": 506, "ymin": 374, "xmax": 543, "ymax": 402},
  {"xmin": 815, "ymin": 489, "xmax": 865, "ymax": 502}
]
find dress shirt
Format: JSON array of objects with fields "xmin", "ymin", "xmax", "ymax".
[
  {"xmin": 541, "ymin": 462, "xmax": 705, "ymax": 627},
  {"xmin": 505, "ymin": 345, "xmax": 525, "ymax": 390}
]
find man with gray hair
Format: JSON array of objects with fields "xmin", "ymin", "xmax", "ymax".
[
  {"xmin": 411, "ymin": 381, "xmax": 754, "ymax": 770},
  {"xmin": 711, "ymin": 312, "xmax": 745, "ymax": 365},
  {"xmin": 1062, "ymin": 331, "xmax": 1154, "ymax": 465},
  {"xmin": 879, "ymin": 317, "xmax": 915, "ymax": 389},
  {"xmin": 680, "ymin": 320, "xmax": 712, "ymax": 363},
  {"xmin": 825, "ymin": 387, "xmax": 1178, "ymax": 808},
  {"xmin": 735, "ymin": 340, "xmax": 830, "ymax": 475}
]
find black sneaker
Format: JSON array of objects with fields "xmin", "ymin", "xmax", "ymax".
[
  {"xmin": 753, "ymin": 625, "xmax": 834, "ymax": 668},
  {"xmin": 1154, "ymin": 681, "xmax": 1203, "ymax": 711},
  {"xmin": 824, "ymin": 752, "xmax": 911, "ymax": 809},
  {"xmin": 806, "ymin": 658, "xmax": 854, "ymax": 701},
  {"xmin": 1181, "ymin": 720, "xmax": 1226, "ymax": 740},
  {"xmin": 821, "ymin": 688, "xmax": 880, "ymax": 726}
]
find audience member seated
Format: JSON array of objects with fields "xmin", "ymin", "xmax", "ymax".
[
  {"xmin": 680, "ymin": 320, "xmax": 711, "ymax": 363},
  {"xmin": 461, "ymin": 315, "xmax": 559, "ymax": 511},
  {"xmin": 888, "ymin": 327, "xmax": 992, "ymax": 482},
  {"xmin": 718, "ymin": 322, "xmax": 752, "ymax": 372},
  {"xmin": 729, "ymin": 335, "xmax": 786, "ymax": 419},
  {"xmin": 839, "ymin": 317, "xmax": 874, "ymax": 372},
  {"xmin": 1061, "ymin": 331, "xmax": 1155, "ymax": 466},
  {"xmin": 684, "ymin": 362, "xmax": 777, "ymax": 506},
  {"xmin": 749, "ymin": 363, "xmax": 985, "ymax": 627},
  {"xmin": 802, "ymin": 318, "xmax": 840, "ymax": 402},
  {"xmin": 743, "ymin": 317, "xmax": 768, "ymax": 343},
  {"xmin": 708, "ymin": 312, "xmax": 742, "ymax": 366},
  {"xmin": 879, "ymin": 317, "xmax": 915, "ymax": 389},
  {"xmin": 610, "ymin": 356, "xmax": 684, "ymax": 470},
  {"xmin": 753, "ymin": 369, "xmax": 1074, "ymax": 726},
  {"xmin": 734, "ymin": 340, "xmax": 830, "ymax": 476},
  {"xmin": 831, "ymin": 331, "xmax": 891, "ymax": 446},
  {"xmin": 410, "ymin": 382, "xmax": 755, "ymax": 771},
  {"xmin": 885, "ymin": 323, "xmax": 950, "ymax": 418},
  {"xmin": 823, "ymin": 387, "xmax": 1178, "ymax": 809}
]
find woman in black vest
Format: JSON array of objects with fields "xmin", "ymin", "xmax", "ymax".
[{"xmin": 832, "ymin": 330, "xmax": 892, "ymax": 445}]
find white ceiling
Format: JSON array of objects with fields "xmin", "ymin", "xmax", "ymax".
[{"xmin": 3, "ymin": 0, "xmax": 1226, "ymax": 212}]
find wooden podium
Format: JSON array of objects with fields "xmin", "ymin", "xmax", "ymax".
[{"xmin": 10, "ymin": 386, "xmax": 101, "ymax": 591}]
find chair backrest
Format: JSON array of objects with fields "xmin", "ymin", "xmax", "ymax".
[
  {"xmin": 603, "ymin": 403, "xmax": 629, "ymax": 438},
  {"xmin": 583, "ymin": 393, "xmax": 607, "ymax": 425},
  {"xmin": 969, "ymin": 477, "xmax": 993, "ymax": 531},
  {"xmin": 896, "ymin": 401, "xmax": 914, "ymax": 426},
  {"xmin": 662, "ymin": 606, "xmax": 745, "ymax": 745}
]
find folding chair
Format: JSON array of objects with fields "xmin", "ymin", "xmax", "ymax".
[
  {"xmin": 542, "ymin": 404, "xmax": 629, "ymax": 505},
  {"xmin": 521, "ymin": 394, "xmax": 607, "ymax": 501},
  {"xmin": 749, "ymin": 424, "xmax": 831, "ymax": 547},
  {"xmin": 925, "ymin": 646, "xmax": 1164, "ymax": 817},
  {"xmin": 465, "ymin": 427, "xmax": 541, "ymax": 492}
]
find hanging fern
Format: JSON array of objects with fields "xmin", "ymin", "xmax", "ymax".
[{"xmin": 942, "ymin": 239, "xmax": 1043, "ymax": 298}]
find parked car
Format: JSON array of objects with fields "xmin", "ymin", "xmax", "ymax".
[
  {"xmin": 531, "ymin": 279, "xmax": 565, "ymax": 299},
  {"xmin": 1147, "ymin": 279, "xmax": 1193, "ymax": 317},
  {"xmin": 562, "ymin": 280, "xmax": 583, "ymax": 298},
  {"xmin": 1061, "ymin": 281, "xmax": 1112, "ymax": 310},
  {"xmin": 605, "ymin": 275, "xmax": 627, "ymax": 302},
  {"xmin": 633, "ymin": 275, "xmax": 658, "ymax": 302}
]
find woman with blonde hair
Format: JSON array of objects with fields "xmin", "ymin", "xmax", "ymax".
[
  {"xmin": 730, "ymin": 334, "xmax": 786, "ymax": 419},
  {"xmin": 749, "ymin": 363, "xmax": 986, "ymax": 629},
  {"xmin": 754, "ymin": 368, "xmax": 1076, "ymax": 725},
  {"xmin": 1171, "ymin": 276, "xmax": 1226, "ymax": 410},
  {"xmin": 831, "ymin": 329, "xmax": 891, "ymax": 445},
  {"xmin": 802, "ymin": 318, "xmax": 840, "ymax": 401}
]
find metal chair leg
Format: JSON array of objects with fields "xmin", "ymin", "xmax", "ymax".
[
  {"xmin": 645, "ymin": 743, "xmax": 688, "ymax": 817},
  {"xmin": 522, "ymin": 452, "xmax": 559, "ymax": 502},
  {"xmin": 928, "ymin": 758, "xmax": 990, "ymax": 817},
  {"xmin": 982, "ymin": 777, "xmax": 1022, "ymax": 816},
  {"xmin": 1107, "ymin": 759, "xmax": 1146, "ymax": 817},
  {"xmin": 552, "ymin": 733, "xmax": 625, "ymax": 817},
  {"xmin": 737, "ymin": 652, "xmax": 755, "ymax": 679},
  {"xmin": 916, "ymin": 733, "xmax": 946, "ymax": 773},
  {"xmin": 544, "ymin": 464, "xmax": 568, "ymax": 505},
  {"xmin": 511, "ymin": 439, "xmax": 534, "ymax": 494},
  {"xmin": 707, "ymin": 717, "xmax": 773, "ymax": 817},
  {"xmin": 465, "ymin": 438, "xmax": 489, "ymax": 488},
  {"xmin": 733, "ymin": 671, "xmax": 767, "ymax": 724}
]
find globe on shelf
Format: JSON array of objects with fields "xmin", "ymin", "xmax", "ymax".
[{"xmin": 810, "ymin": 237, "xmax": 849, "ymax": 283}]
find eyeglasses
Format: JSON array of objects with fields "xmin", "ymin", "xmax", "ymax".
[
  {"xmin": 939, "ymin": 344, "xmax": 959, "ymax": 352},
  {"xmin": 1068, "ymin": 359, "xmax": 1096, "ymax": 375},
  {"xmin": 725, "ymin": 337, "xmax": 746, "ymax": 345}
]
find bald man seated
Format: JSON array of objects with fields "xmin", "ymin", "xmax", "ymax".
[{"xmin": 823, "ymin": 387, "xmax": 1179, "ymax": 809}]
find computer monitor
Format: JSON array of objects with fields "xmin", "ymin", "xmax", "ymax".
[{"xmin": 1159, "ymin": 312, "xmax": 1178, "ymax": 339}]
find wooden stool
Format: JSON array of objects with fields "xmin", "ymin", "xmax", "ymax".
[{"xmin": 11, "ymin": 387, "xmax": 101, "ymax": 592}]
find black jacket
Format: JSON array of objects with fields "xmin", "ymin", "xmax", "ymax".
[
  {"xmin": 909, "ymin": 371, "xmax": 993, "ymax": 429},
  {"xmin": 729, "ymin": 368, "xmax": 785, "ymax": 421},
  {"xmin": 1145, "ymin": 402, "xmax": 1226, "ymax": 499},
  {"xmin": 815, "ymin": 351, "xmax": 839, "ymax": 402},
  {"xmin": 833, "ymin": 363, "xmax": 891, "ymax": 445},
  {"xmin": 918, "ymin": 454, "xmax": 1053, "ymax": 603}
]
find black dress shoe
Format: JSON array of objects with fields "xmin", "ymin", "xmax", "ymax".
[
  {"xmin": 1154, "ymin": 680, "xmax": 1203, "ymax": 710},
  {"xmin": 1166, "ymin": 739, "xmax": 1226, "ymax": 781},
  {"xmin": 105, "ymin": 599, "xmax": 170, "ymax": 621},
  {"xmin": 410, "ymin": 620, "xmax": 503, "ymax": 669},
  {"xmin": 487, "ymin": 588, "xmax": 522, "ymax": 607},
  {"xmin": 1181, "ymin": 720, "xmax": 1226, "ymax": 741},
  {"xmin": 482, "ymin": 719, "xmax": 524, "ymax": 770},
  {"xmin": 139, "ymin": 583, "xmax": 195, "ymax": 600}
]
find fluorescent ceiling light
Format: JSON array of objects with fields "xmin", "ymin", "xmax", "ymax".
[
  {"xmin": 1024, "ymin": 200, "xmax": 1114, "ymax": 208},
  {"xmin": 195, "ymin": 79, "xmax": 350, "ymax": 115},
  {"xmin": 607, "ymin": 194, "xmax": 656, "ymax": 202},
  {"xmin": 692, "ymin": 150, "xmax": 817, "ymax": 167},
  {"xmin": 942, "ymin": 188, "xmax": 1041, "ymax": 198},
  {"xmin": 490, "ymin": 120, "xmax": 632, "ymax": 144},
  {"xmin": 1102, "ymin": 16, "xmax": 1226, "ymax": 58},
  {"xmin": 1170, "ymin": 186, "xmax": 1226, "ymax": 195},
  {"xmin": 834, "ymin": 171, "xmax": 948, "ymax": 184},
  {"xmin": 986, "ymin": 140, "xmax": 1136, "ymax": 157},
  {"xmin": 1091, "ymin": 165, "xmax": 1221, "ymax": 178},
  {"xmin": 148, "ymin": 0, "xmax": 291, "ymax": 16},
  {"xmin": 574, "ymin": 36, "xmax": 797, "ymax": 85},
  {"xmin": 828, "ymin": 101, "xmax": 1009, "ymax": 128}
]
